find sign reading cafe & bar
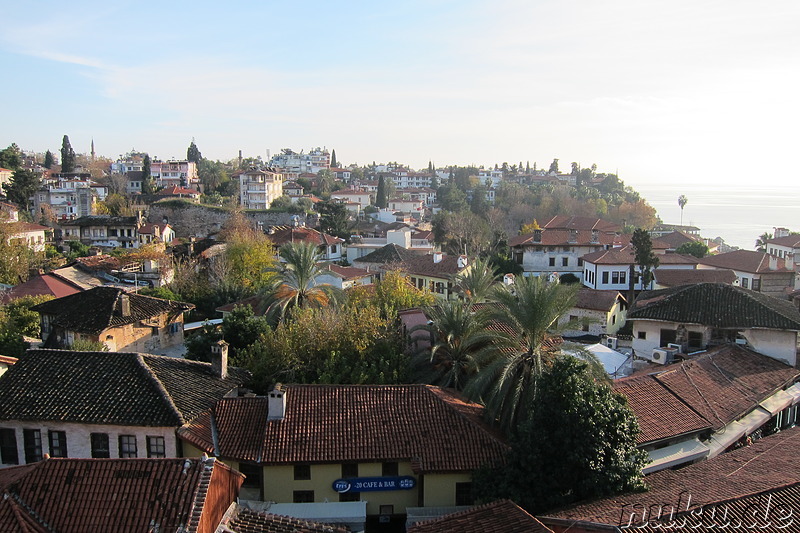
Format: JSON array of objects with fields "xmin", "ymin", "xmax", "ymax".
[{"xmin": 332, "ymin": 476, "xmax": 416, "ymax": 493}]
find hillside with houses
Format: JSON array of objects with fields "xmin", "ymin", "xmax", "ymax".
[{"xmin": 0, "ymin": 139, "xmax": 799, "ymax": 532}]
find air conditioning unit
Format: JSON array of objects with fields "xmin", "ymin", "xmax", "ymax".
[
  {"xmin": 605, "ymin": 336, "xmax": 618, "ymax": 350},
  {"xmin": 652, "ymin": 347, "xmax": 679, "ymax": 365},
  {"xmin": 667, "ymin": 343, "xmax": 682, "ymax": 351}
]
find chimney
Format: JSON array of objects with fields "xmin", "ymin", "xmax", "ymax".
[
  {"xmin": 268, "ymin": 384, "xmax": 286, "ymax": 420},
  {"xmin": 533, "ymin": 229, "xmax": 542, "ymax": 243},
  {"xmin": 433, "ymin": 251, "xmax": 443, "ymax": 263},
  {"xmin": 503, "ymin": 273, "xmax": 515, "ymax": 285},
  {"xmin": 569, "ymin": 229, "xmax": 578, "ymax": 244},
  {"xmin": 591, "ymin": 230, "xmax": 600, "ymax": 244},
  {"xmin": 119, "ymin": 293, "xmax": 131, "ymax": 317},
  {"xmin": 457, "ymin": 255, "xmax": 468, "ymax": 269},
  {"xmin": 210, "ymin": 340, "xmax": 229, "ymax": 379}
]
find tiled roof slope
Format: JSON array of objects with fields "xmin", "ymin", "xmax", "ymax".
[
  {"xmin": 268, "ymin": 226, "xmax": 343, "ymax": 247},
  {"xmin": 0, "ymin": 273, "xmax": 83, "ymax": 303},
  {"xmin": 548, "ymin": 426, "xmax": 800, "ymax": 527},
  {"xmin": 354, "ymin": 243, "xmax": 417, "ymax": 265},
  {"xmin": 654, "ymin": 267, "xmax": 737, "ymax": 287},
  {"xmin": 613, "ymin": 375, "xmax": 711, "ymax": 445},
  {"xmin": 0, "ymin": 350, "xmax": 249, "ymax": 426},
  {"xmin": 401, "ymin": 254, "xmax": 467, "ymax": 277},
  {"xmin": 408, "ymin": 500, "xmax": 552, "ymax": 533},
  {"xmin": 628, "ymin": 283, "xmax": 800, "ymax": 330},
  {"xmin": 180, "ymin": 385, "xmax": 508, "ymax": 473},
  {"xmin": 767, "ymin": 235, "xmax": 800, "ymax": 248},
  {"xmin": 656, "ymin": 231, "xmax": 702, "ymax": 249},
  {"xmin": 574, "ymin": 288, "xmax": 624, "ymax": 312},
  {"xmin": 61, "ymin": 215, "xmax": 139, "ymax": 227},
  {"xmin": 699, "ymin": 249, "xmax": 790, "ymax": 273},
  {"xmin": 217, "ymin": 503, "xmax": 350, "ymax": 533},
  {"xmin": 544, "ymin": 215, "xmax": 620, "ymax": 233},
  {"xmin": 650, "ymin": 345, "xmax": 798, "ymax": 429},
  {"xmin": 0, "ymin": 457, "xmax": 242, "ymax": 533},
  {"xmin": 508, "ymin": 229, "xmax": 621, "ymax": 248},
  {"xmin": 30, "ymin": 286, "xmax": 194, "ymax": 334}
]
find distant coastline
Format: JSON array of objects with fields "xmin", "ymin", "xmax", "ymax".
[{"xmin": 634, "ymin": 184, "xmax": 799, "ymax": 251}]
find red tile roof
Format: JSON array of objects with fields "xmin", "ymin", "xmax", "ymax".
[
  {"xmin": 509, "ymin": 228, "xmax": 622, "ymax": 248},
  {"xmin": 268, "ymin": 226, "xmax": 343, "ymax": 246},
  {"xmin": 574, "ymin": 288, "xmax": 625, "ymax": 312},
  {"xmin": 409, "ymin": 500, "xmax": 553, "ymax": 533},
  {"xmin": 654, "ymin": 268, "xmax": 737, "ymax": 287},
  {"xmin": 179, "ymin": 385, "xmax": 508, "ymax": 473},
  {"xmin": 699, "ymin": 249, "xmax": 791, "ymax": 273},
  {"xmin": 218, "ymin": 503, "xmax": 350, "ymax": 533},
  {"xmin": 325, "ymin": 263, "xmax": 371, "ymax": 280},
  {"xmin": 158, "ymin": 185, "xmax": 199, "ymax": 195},
  {"xmin": 548, "ymin": 426, "xmax": 800, "ymax": 527},
  {"xmin": 767, "ymin": 235, "xmax": 800, "ymax": 248},
  {"xmin": 0, "ymin": 457, "xmax": 243, "ymax": 533},
  {"xmin": 544, "ymin": 216, "xmax": 621, "ymax": 233},
  {"xmin": 1, "ymin": 273, "xmax": 83, "ymax": 303}
]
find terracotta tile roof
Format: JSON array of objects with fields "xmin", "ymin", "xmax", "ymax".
[
  {"xmin": 158, "ymin": 185, "xmax": 199, "ymax": 195},
  {"xmin": 628, "ymin": 283, "xmax": 800, "ymax": 330},
  {"xmin": 580, "ymin": 245, "xmax": 635, "ymax": 265},
  {"xmin": 400, "ymin": 254, "xmax": 468, "ymax": 278},
  {"xmin": 179, "ymin": 385, "xmax": 508, "ymax": 473},
  {"xmin": 1, "ymin": 273, "xmax": 83, "ymax": 303},
  {"xmin": 648, "ymin": 345, "xmax": 799, "ymax": 429},
  {"xmin": 408, "ymin": 500, "xmax": 552, "ymax": 533},
  {"xmin": 574, "ymin": 288, "xmax": 625, "ymax": 312},
  {"xmin": 654, "ymin": 268, "xmax": 737, "ymax": 287},
  {"xmin": 509, "ymin": 229, "xmax": 621, "ymax": 248},
  {"xmin": 0, "ymin": 355, "xmax": 17, "ymax": 365},
  {"xmin": 325, "ymin": 263, "xmax": 371, "ymax": 280},
  {"xmin": 219, "ymin": 504, "xmax": 350, "ymax": 532},
  {"xmin": 548, "ymin": 426, "xmax": 800, "ymax": 527},
  {"xmin": 699, "ymin": 249, "xmax": 790, "ymax": 273},
  {"xmin": 354, "ymin": 243, "xmax": 417, "ymax": 265},
  {"xmin": 9, "ymin": 222, "xmax": 51, "ymax": 233},
  {"xmin": 61, "ymin": 215, "xmax": 140, "ymax": 227},
  {"xmin": 268, "ymin": 226, "xmax": 343, "ymax": 246},
  {"xmin": 138, "ymin": 222, "xmax": 171, "ymax": 235},
  {"xmin": 30, "ymin": 286, "xmax": 194, "ymax": 334},
  {"xmin": 613, "ymin": 374, "xmax": 711, "ymax": 444},
  {"xmin": 0, "ymin": 349, "xmax": 250, "ymax": 427},
  {"xmin": 74, "ymin": 254, "xmax": 123, "ymax": 272},
  {"xmin": 656, "ymin": 231, "xmax": 702, "ymax": 249},
  {"xmin": 654, "ymin": 253, "xmax": 698, "ymax": 265},
  {"xmin": 767, "ymin": 235, "xmax": 800, "ymax": 248},
  {"xmin": 0, "ymin": 457, "xmax": 242, "ymax": 533}
]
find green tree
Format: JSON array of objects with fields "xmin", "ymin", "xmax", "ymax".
[
  {"xmin": 376, "ymin": 175, "xmax": 388, "ymax": 208},
  {"xmin": 187, "ymin": 140, "xmax": 202, "ymax": 164},
  {"xmin": 0, "ymin": 144, "xmax": 22, "ymax": 171},
  {"xmin": 467, "ymin": 276, "xmax": 580, "ymax": 433},
  {"xmin": 755, "ymin": 231, "xmax": 773, "ymax": 252},
  {"xmin": 676, "ymin": 240, "xmax": 708, "ymax": 258},
  {"xmin": 60, "ymin": 135, "xmax": 76, "ymax": 173},
  {"xmin": 452, "ymin": 257, "xmax": 497, "ymax": 303},
  {"xmin": 631, "ymin": 228, "xmax": 659, "ymax": 290},
  {"xmin": 0, "ymin": 295, "xmax": 53, "ymax": 357},
  {"xmin": 262, "ymin": 241, "xmax": 341, "ymax": 323},
  {"xmin": 473, "ymin": 356, "xmax": 647, "ymax": 513},
  {"xmin": 347, "ymin": 270, "xmax": 435, "ymax": 319},
  {"xmin": 43, "ymin": 150, "xmax": 54, "ymax": 169},
  {"xmin": 678, "ymin": 194, "xmax": 688, "ymax": 226},
  {"xmin": 470, "ymin": 183, "xmax": 490, "ymax": 216},
  {"xmin": 4, "ymin": 169, "xmax": 41, "ymax": 212},
  {"xmin": 330, "ymin": 149, "xmax": 338, "ymax": 168},
  {"xmin": 548, "ymin": 158, "xmax": 559, "ymax": 174},
  {"xmin": 411, "ymin": 300, "xmax": 500, "ymax": 391},
  {"xmin": 438, "ymin": 184, "xmax": 469, "ymax": 212},
  {"xmin": 317, "ymin": 200, "xmax": 349, "ymax": 239},
  {"xmin": 141, "ymin": 154, "xmax": 155, "ymax": 194}
]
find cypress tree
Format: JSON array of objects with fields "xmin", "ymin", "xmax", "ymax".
[
  {"xmin": 60, "ymin": 135, "xmax": 76, "ymax": 173},
  {"xmin": 376, "ymin": 175, "xmax": 387, "ymax": 208}
]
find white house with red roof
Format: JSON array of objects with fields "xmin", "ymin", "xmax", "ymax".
[
  {"xmin": 156, "ymin": 185, "xmax": 201, "ymax": 201},
  {"xmin": 315, "ymin": 263, "xmax": 375, "ymax": 289},
  {"xmin": 267, "ymin": 225, "xmax": 344, "ymax": 261},
  {"xmin": 330, "ymin": 188, "xmax": 372, "ymax": 209},
  {"xmin": 137, "ymin": 222, "xmax": 176, "ymax": 246},
  {"xmin": 697, "ymin": 249, "xmax": 797, "ymax": 295},
  {"xmin": 581, "ymin": 246, "xmax": 697, "ymax": 291},
  {"xmin": 6, "ymin": 222, "xmax": 51, "ymax": 252}
]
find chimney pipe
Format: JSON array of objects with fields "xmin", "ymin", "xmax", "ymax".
[
  {"xmin": 211, "ymin": 340, "xmax": 229, "ymax": 379},
  {"xmin": 119, "ymin": 294, "xmax": 131, "ymax": 317}
]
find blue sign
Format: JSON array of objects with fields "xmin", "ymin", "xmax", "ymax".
[{"xmin": 332, "ymin": 476, "xmax": 416, "ymax": 493}]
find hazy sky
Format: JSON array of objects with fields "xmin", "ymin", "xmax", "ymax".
[{"xmin": 2, "ymin": 0, "xmax": 798, "ymax": 189}]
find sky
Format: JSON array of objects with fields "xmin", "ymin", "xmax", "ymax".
[{"xmin": 2, "ymin": 0, "xmax": 799, "ymax": 191}]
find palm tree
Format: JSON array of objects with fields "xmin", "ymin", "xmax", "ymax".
[
  {"xmin": 452, "ymin": 257, "xmax": 498, "ymax": 303},
  {"xmin": 262, "ymin": 241, "xmax": 340, "ymax": 323},
  {"xmin": 411, "ymin": 300, "xmax": 502, "ymax": 390},
  {"xmin": 755, "ymin": 231, "xmax": 773, "ymax": 252},
  {"xmin": 466, "ymin": 275, "xmax": 580, "ymax": 433},
  {"xmin": 678, "ymin": 195, "xmax": 688, "ymax": 226}
]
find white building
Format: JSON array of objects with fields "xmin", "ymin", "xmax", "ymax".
[
  {"xmin": 269, "ymin": 148, "xmax": 330, "ymax": 174},
  {"xmin": 239, "ymin": 168, "xmax": 284, "ymax": 210},
  {"xmin": 151, "ymin": 160, "xmax": 199, "ymax": 190}
]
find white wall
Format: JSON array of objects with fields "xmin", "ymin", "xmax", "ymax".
[{"xmin": 743, "ymin": 329, "xmax": 798, "ymax": 367}]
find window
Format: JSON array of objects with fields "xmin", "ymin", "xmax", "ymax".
[
  {"xmin": 91, "ymin": 433, "xmax": 110, "ymax": 458},
  {"xmin": 548, "ymin": 257, "xmax": 556, "ymax": 267},
  {"xmin": 146, "ymin": 436, "xmax": 166, "ymax": 458},
  {"xmin": 339, "ymin": 490, "xmax": 361, "ymax": 502},
  {"xmin": 382, "ymin": 462, "xmax": 399, "ymax": 477},
  {"xmin": 455, "ymin": 482, "xmax": 474, "ymax": 506},
  {"xmin": 562, "ymin": 257, "xmax": 569, "ymax": 267},
  {"xmin": 294, "ymin": 464, "xmax": 311, "ymax": 480},
  {"xmin": 293, "ymin": 490, "xmax": 314, "ymax": 503},
  {"xmin": 638, "ymin": 331, "xmax": 647, "ymax": 340},
  {"xmin": 753, "ymin": 278, "xmax": 761, "ymax": 291},
  {"xmin": 119, "ymin": 435, "xmax": 137, "ymax": 458},
  {"xmin": 602, "ymin": 272, "xmax": 609, "ymax": 284},
  {"xmin": 741, "ymin": 278, "xmax": 749, "ymax": 289},
  {"xmin": 578, "ymin": 258, "xmax": 583, "ymax": 267},
  {"xmin": 0, "ymin": 428, "xmax": 18, "ymax": 465},
  {"xmin": 239, "ymin": 463, "xmax": 262, "ymax": 489},
  {"xmin": 619, "ymin": 271, "xmax": 627, "ymax": 285},
  {"xmin": 341, "ymin": 463, "xmax": 358, "ymax": 478},
  {"xmin": 23, "ymin": 429, "xmax": 42, "ymax": 463},
  {"xmin": 48, "ymin": 430, "xmax": 68, "ymax": 458},
  {"xmin": 688, "ymin": 331, "xmax": 703, "ymax": 350}
]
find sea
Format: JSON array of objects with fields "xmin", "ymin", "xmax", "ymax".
[{"xmin": 631, "ymin": 183, "xmax": 800, "ymax": 251}]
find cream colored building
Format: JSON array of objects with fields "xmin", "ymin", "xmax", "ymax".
[{"xmin": 239, "ymin": 168, "xmax": 284, "ymax": 210}]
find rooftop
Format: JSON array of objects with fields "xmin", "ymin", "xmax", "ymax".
[
  {"xmin": 179, "ymin": 384, "xmax": 508, "ymax": 473},
  {"xmin": 408, "ymin": 500, "xmax": 552, "ymax": 533},
  {"xmin": 698, "ymin": 249, "xmax": 791, "ymax": 273},
  {"xmin": 0, "ymin": 349, "xmax": 250, "ymax": 426}
]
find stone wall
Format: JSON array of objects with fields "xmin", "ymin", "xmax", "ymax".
[{"xmin": 147, "ymin": 202, "xmax": 317, "ymax": 239}]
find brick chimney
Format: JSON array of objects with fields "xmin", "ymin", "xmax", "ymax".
[
  {"xmin": 268, "ymin": 384, "xmax": 286, "ymax": 420},
  {"xmin": 210, "ymin": 340, "xmax": 229, "ymax": 379}
]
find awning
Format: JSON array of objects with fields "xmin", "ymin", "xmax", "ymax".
[
  {"xmin": 643, "ymin": 438, "xmax": 710, "ymax": 474},
  {"xmin": 759, "ymin": 389, "xmax": 795, "ymax": 416},
  {"xmin": 706, "ymin": 407, "xmax": 772, "ymax": 458}
]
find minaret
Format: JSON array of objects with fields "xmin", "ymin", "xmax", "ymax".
[{"xmin": 91, "ymin": 139, "xmax": 96, "ymax": 161}]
